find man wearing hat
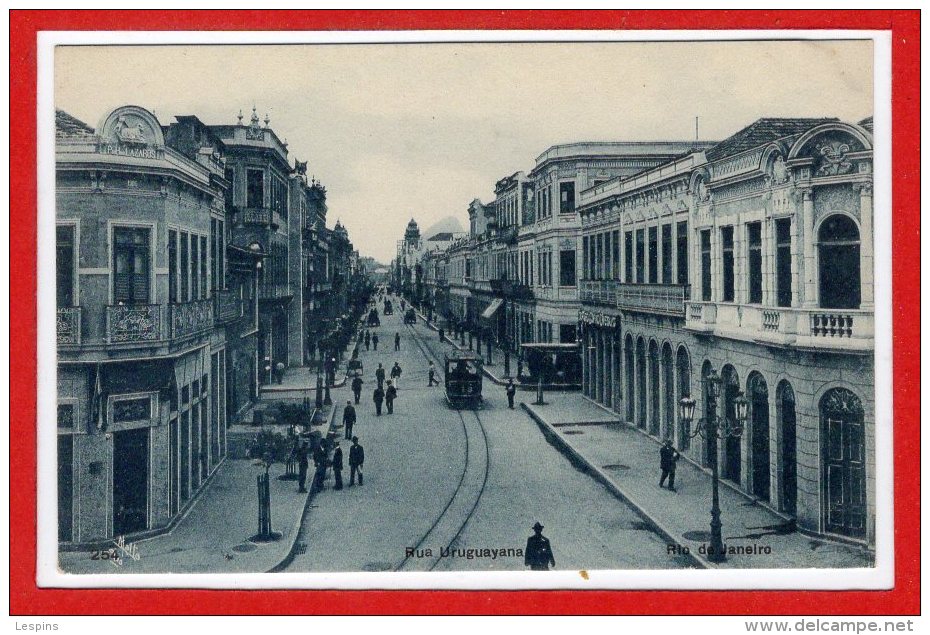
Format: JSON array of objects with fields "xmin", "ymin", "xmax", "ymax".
[
  {"xmin": 331, "ymin": 441, "xmax": 344, "ymax": 491},
  {"xmin": 349, "ymin": 436, "xmax": 364, "ymax": 486},
  {"xmin": 524, "ymin": 522, "xmax": 555, "ymax": 571},
  {"xmin": 343, "ymin": 400, "xmax": 357, "ymax": 439}
]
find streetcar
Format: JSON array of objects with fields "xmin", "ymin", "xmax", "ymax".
[
  {"xmin": 404, "ymin": 308, "xmax": 417, "ymax": 325},
  {"xmin": 384, "ymin": 299, "xmax": 394, "ymax": 315},
  {"xmin": 444, "ymin": 350, "xmax": 483, "ymax": 408},
  {"xmin": 367, "ymin": 308, "xmax": 381, "ymax": 327}
]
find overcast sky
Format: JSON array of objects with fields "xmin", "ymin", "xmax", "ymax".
[{"xmin": 55, "ymin": 40, "xmax": 872, "ymax": 263}]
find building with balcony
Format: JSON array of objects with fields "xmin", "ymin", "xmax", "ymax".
[
  {"xmin": 577, "ymin": 117, "xmax": 875, "ymax": 547},
  {"xmin": 55, "ymin": 105, "xmax": 247, "ymax": 545}
]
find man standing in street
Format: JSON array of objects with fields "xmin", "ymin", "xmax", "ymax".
[
  {"xmin": 351, "ymin": 375, "xmax": 364, "ymax": 404},
  {"xmin": 390, "ymin": 361, "xmax": 402, "ymax": 388},
  {"xmin": 394, "ymin": 332, "xmax": 401, "ymax": 352},
  {"xmin": 343, "ymin": 400, "xmax": 356, "ymax": 439},
  {"xmin": 524, "ymin": 522, "xmax": 555, "ymax": 571},
  {"xmin": 375, "ymin": 363, "xmax": 386, "ymax": 388},
  {"xmin": 659, "ymin": 438, "xmax": 680, "ymax": 492},
  {"xmin": 349, "ymin": 436, "xmax": 364, "ymax": 486},
  {"xmin": 373, "ymin": 385, "xmax": 384, "ymax": 416},
  {"xmin": 428, "ymin": 360, "xmax": 438, "ymax": 387},
  {"xmin": 364, "ymin": 330, "xmax": 371, "ymax": 351},
  {"xmin": 297, "ymin": 440, "xmax": 309, "ymax": 493},
  {"xmin": 385, "ymin": 380, "xmax": 398, "ymax": 414},
  {"xmin": 312, "ymin": 440, "xmax": 327, "ymax": 491},
  {"xmin": 331, "ymin": 442, "xmax": 344, "ymax": 491},
  {"xmin": 372, "ymin": 333, "xmax": 379, "ymax": 350},
  {"xmin": 506, "ymin": 378, "xmax": 517, "ymax": 409}
]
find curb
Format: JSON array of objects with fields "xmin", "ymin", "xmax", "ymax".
[
  {"xmin": 267, "ymin": 403, "xmax": 339, "ymax": 573},
  {"xmin": 520, "ymin": 402, "xmax": 711, "ymax": 570}
]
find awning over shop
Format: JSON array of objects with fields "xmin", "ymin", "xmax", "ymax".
[{"xmin": 480, "ymin": 298, "xmax": 504, "ymax": 321}]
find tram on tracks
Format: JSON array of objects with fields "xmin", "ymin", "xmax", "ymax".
[{"xmin": 444, "ymin": 350, "xmax": 483, "ymax": 408}]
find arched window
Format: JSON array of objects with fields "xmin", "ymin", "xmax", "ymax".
[
  {"xmin": 648, "ymin": 339, "xmax": 660, "ymax": 436},
  {"xmin": 661, "ymin": 343, "xmax": 674, "ymax": 443},
  {"xmin": 747, "ymin": 372, "xmax": 770, "ymax": 501},
  {"xmin": 821, "ymin": 387, "xmax": 866, "ymax": 538},
  {"xmin": 676, "ymin": 346, "xmax": 691, "ymax": 450},
  {"xmin": 776, "ymin": 380, "xmax": 797, "ymax": 516},
  {"xmin": 818, "ymin": 214, "xmax": 861, "ymax": 309},
  {"xmin": 624, "ymin": 335, "xmax": 634, "ymax": 422},
  {"xmin": 636, "ymin": 337, "xmax": 647, "ymax": 429}
]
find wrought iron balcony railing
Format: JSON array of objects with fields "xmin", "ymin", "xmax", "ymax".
[
  {"xmin": 213, "ymin": 289, "xmax": 244, "ymax": 324},
  {"xmin": 106, "ymin": 304, "xmax": 163, "ymax": 344},
  {"xmin": 57, "ymin": 306, "xmax": 82, "ymax": 345},
  {"xmin": 240, "ymin": 207, "xmax": 273, "ymax": 227},
  {"xmin": 580, "ymin": 279, "xmax": 618, "ymax": 305},
  {"xmin": 169, "ymin": 299, "xmax": 214, "ymax": 339}
]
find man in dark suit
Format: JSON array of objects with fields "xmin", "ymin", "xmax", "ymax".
[
  {"xmin": 343, "ymin": 401, "xmax": 356, "ymax": 439},
  {"xmin": 351, "ymin": 375, "xmax": 363, "ymax": 404},
  {"xmin": 349, "ymin": 436, "xmax": 364, "ymax": 486},
  {"xmin": 660, "ymin": 438, "xmax": 680, "ymax": 491},
  {"xmin": 385, "ymin": 381, "xmax": 397, "ymax": 414},
  {"xmin": 331, "ymin": 442, "xmax": 344, "ymax": 491},
  {"xmin": 375, "ymin": 363, "xmax": 386, "ymax": 388},
  {"xmin": 506, "ymin": 378, "xmax": 517, "ymax": 409},
  {"xmin": 394, "ymin": 332, "xmax": 401, "ymax": 351},
  {"xmin": 524, "ymin": 522, "xmax": 555, "ymax": 571},
  {"xmin": 296, "ymin": 441, "xmax": 309, "ymax": 493},
  {"xmin": 373, "ymin": 385, "xmax": 384, "ymax": 416}
]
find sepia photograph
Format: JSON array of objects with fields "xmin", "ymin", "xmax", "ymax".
[{"xmin": 36, "ymin": 31, "xmax": 892, "ymax": 590}]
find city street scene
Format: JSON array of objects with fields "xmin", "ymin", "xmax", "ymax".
[{"xmin": 50, "ymin": 39, "xmax": 877, "ymax": 578}]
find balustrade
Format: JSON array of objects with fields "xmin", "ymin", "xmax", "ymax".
[{"xmin": 57, "ymin": 306, "xmax": 82, "ymax": 345}]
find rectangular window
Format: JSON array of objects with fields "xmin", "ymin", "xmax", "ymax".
[
  {"xmin": 661, "ymin": 224, "xmax": 673, "ymax": 284},
  {"xmin": 560, "ymin": 249, "xmax": 576, "ymax": 286},
  {"xmin": 594, "ymin": 234, "xmax": 602, "ymax": 279},
  {"xmin": 179, "ymin": 231, "xmax": 189, "ymax": 302},
  {"xmin": 721, "ymin": 226, "xmax": 735, "ymax": 302},
  {"xmin": 611, "ymin": 230, "xmax": 620, "ymax": 279},
  {"xmin": 747, "ymin": 222, "xmax": 763, "ymax": 304},
  {"xmin": 218, "ymin": 220, "xmax": 225, "ymax": 287},
  {"xmin": 57, "ymin": 403, "xmax": 74, "ymax": 429},
  {"xmin": 635, "ymin": 229, "xmax": 646, "ymax": 284},
  {"xmin": 776, "ymin": 218, "xmax": 792, "ymax": 307},
  {"xmin": 559, "ymin": 182, "xmax": 575, "ymax": 214},
  {"xmin": 191, "ymin": 235, "xmax": 200, "ymax": 300},
  {"xmin": 677, "ymin": 221, "xmax": 689, "ymax": 285},
  {"xmin": 246, "ymin": 169, "xmax": 264, "ymax": 208},
  {"xmin": 168, "ymin": 229, "xmax": 178, "ymax": 303},
  {"xmin": 56, "ymin": 225, "xmax": 76, "ymax": 307},
  {"xmin": 582, "ymin": 236, "xmax": 589, "ymax": 281},
  {"xmin": 559, "ymin": 324, "xmax": 577, "ymax": 343},
  {"xmin": 210, "ymin": 219, "xmax": 218, "ymax": 291},
  {"xmin": 113, "ymin": 227, "xmax": 151, "ymax": 305},
  {"xmin": 625, "ymin": 231, "xmax": 633, "ymax": 283},
  {"xmin": 648, "ymin": 226, "xmax": 658, "ymax": 284},
  {"xmin": 200, "ymin": 235, "xmax": 208, "ymax": 299},
  {"xmin": 548, "ymin": 252, "xmax": 553, "ymax": 286},
  {"xmin": 701, "ymin": 229, "xmax": 712, "ymax": 301}
]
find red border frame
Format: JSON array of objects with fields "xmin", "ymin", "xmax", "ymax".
[{"xmin": 10, "ymin": 10, "xmax": 919, "ymax": 615}]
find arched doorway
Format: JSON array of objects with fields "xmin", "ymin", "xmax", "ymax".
[
  {"xmin": 636, "ymin": 337, "xmax": 647, "ymax": 429},
  {"xmin": 821, "ymin": 387, "xmax": 866, "ymax": 538},
  {"xmin": 818, "ymin": 214, "xmax": 861, "ymax": 309},
  {"xmin": 777, "ymin": 380, "xmax": 797, "ymax": 516},
  {"xmin": 701, "ymin": 360, "xmax": 714, "ymax": 467},
  {"xmin": 648, "ymin": 339, "xmax": 660, "ymax": 436},
  {"xmin": 748, "ymin": 372, "xmax": 770, "ymax": 501},
  {"xmin": 721, "ymin": 364, "xmax": 741, "ymax": 485},
  {"xmin": 661, "ymin": 343, "xmax": 674, "ymax": 442},
  {"xmin": 624, "ymin": 335, "xmax": 634, "ymax": 422},
  {"xmin": 676, "ymin": 347, "xmax": 691, "ymax": 450}
]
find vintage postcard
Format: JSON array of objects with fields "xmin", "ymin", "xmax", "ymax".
[{"xmin": 34, "ymin": 29, "xmax": 894, "ymax": 592}]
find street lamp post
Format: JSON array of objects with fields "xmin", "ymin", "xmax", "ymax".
[{"xmin": 678, "ymin": 367, "xmax": 749, "ymax": 563}]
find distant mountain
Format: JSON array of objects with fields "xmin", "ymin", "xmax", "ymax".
[{"xmin": 423, "ymin": 216, "xmax": 465, "ymax": 241}]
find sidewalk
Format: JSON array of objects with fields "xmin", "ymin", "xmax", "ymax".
[
  {"xmin": 260, "ymin": 363, "xmax": 347, "ymax": 398},
  {"xmin": 414, "ymin": 310, "xmax": 516, "ymax": 386},
  {"xmin": 523, "ymin": 394, "xmax": 873, "ymax": 569},
  {"xmin": 59, "ymin": 406, "xmax": 338, "ymax": 575}
]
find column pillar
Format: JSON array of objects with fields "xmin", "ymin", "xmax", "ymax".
[
  {"xmin": 801, "ymin": 188, "xmax": 817, "ymax": 307},
  {"xmin": 858, "ymin": 184, "xmax": 874, "ymax": 309}
]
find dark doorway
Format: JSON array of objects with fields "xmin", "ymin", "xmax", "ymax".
[
  {"xmin": 722, "ymin": 365, "xmax": 741, "ymax": 485},
  {"xmin": 821, "ymin": 388, "xmax": 866, "ymax": 538},
  {"xmin": 112, "ymin": 427, "xmax": 149, "ymax": 536},
  {"xmin": 749, "ymin": 373, "xmax": 770, "ymax": 501},
  {"xmin": 779, "ymin": 381, "xmax": 798, "ymax": 516},
  {"xmin": 648, "ymin": 341, "xmax": 660, "ymax": 436},
  {"xmin": 818, "ymin": 215, "xmax": 861, "ymax": 309},
  {"xmin": 636, "ymin": 338, "xmax": 647, "ymax": 429},
  {"xmin": 58, "ymin": 435, "xmax": 73, "ymax": 542},
  {"xmin": 625, "ymin": 337, "xmax": 634, "ymax": 422}
]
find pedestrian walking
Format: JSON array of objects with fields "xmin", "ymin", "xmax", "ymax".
[
  {"xmin": 524, "ymin": 522, "xmax": 556, "ymax": 571},
  {"xmin": 297, "ymin": 441, "xmax": 309, "ymax": 493},
  {"xmin": 390, "ymin": 361, "xmax": 402, "ymax": 388},
  {"xmin": 275, "ymin": 361, "xmax": 285, "ymax": 384},
  {"xmin": 332, "ymin": 442, "xmax": 344, "ymax": 490},
  {"xmin": 394, "ymin": 332, "xmax": 401, "ymax": 352},
  {"xmin": 312, "ymin": 441, "xmax": 327, "ymax": 491},
  {"xmin": 349, "ymin": 436, "xmax": 364, "ymax": 486},
  {"xmin": 364, "ymin": 330, "xmax": 371, "ymax": 351},
  {"xmin": 385, "ymin": 381, "xmax": 397, "ymax": 414},
  {"xmin": 373, "ymin": 385, "xmax": 384, "ymax": 416},
  {"xmin": 375, "ymin": 363, "xmax": 386, "ymax": 388},
  {"xmin": 659, "ymin": 438, "xmax": 680, "ymax": 492},
  {"xmin": 372, "ymin": 333, "xmax": 379, "ymax": 350},
  {"xmin": 428, "ymin": 360, "xmax": 438, "ymax": 387},
  {"xmin": 351, "ymin": 375, "xmax": 364, "ymax": 404},
  {"xmin": 343, "ymin": 401, "xmax": 357, "ymax": 439},
  {"xmin": 506, "ymin": 378, "xmax": 517, "ymax": 409}
]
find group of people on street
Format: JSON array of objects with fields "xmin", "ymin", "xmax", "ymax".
[
  {"xmin": 296, "ymin": 432, "xmax": 366, "ymax": 493},
  {"xmin": 362, "ymin": 330, "xmax": 379, "ymax": 351}
]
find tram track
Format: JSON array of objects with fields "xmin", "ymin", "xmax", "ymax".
[{"xmin": 395, "ymin": 320, "xmax": 491, "ymax": 572}]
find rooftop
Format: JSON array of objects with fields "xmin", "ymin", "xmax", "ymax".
[
  {"xmin": 705, "ymin": 117, "xmax": 839, "ymax": 161},
  {"xmin": 55, "ymin": 109, "xmax": 95, "ymax": 138}
]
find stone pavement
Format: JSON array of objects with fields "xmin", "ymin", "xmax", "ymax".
[
  {"xmin": 523, "ymin": 394, "xmax": 874, "ymax": 569},
  {"xmin": 59, "ymin": 407, "xmax": 337, "ymax": 575}
]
